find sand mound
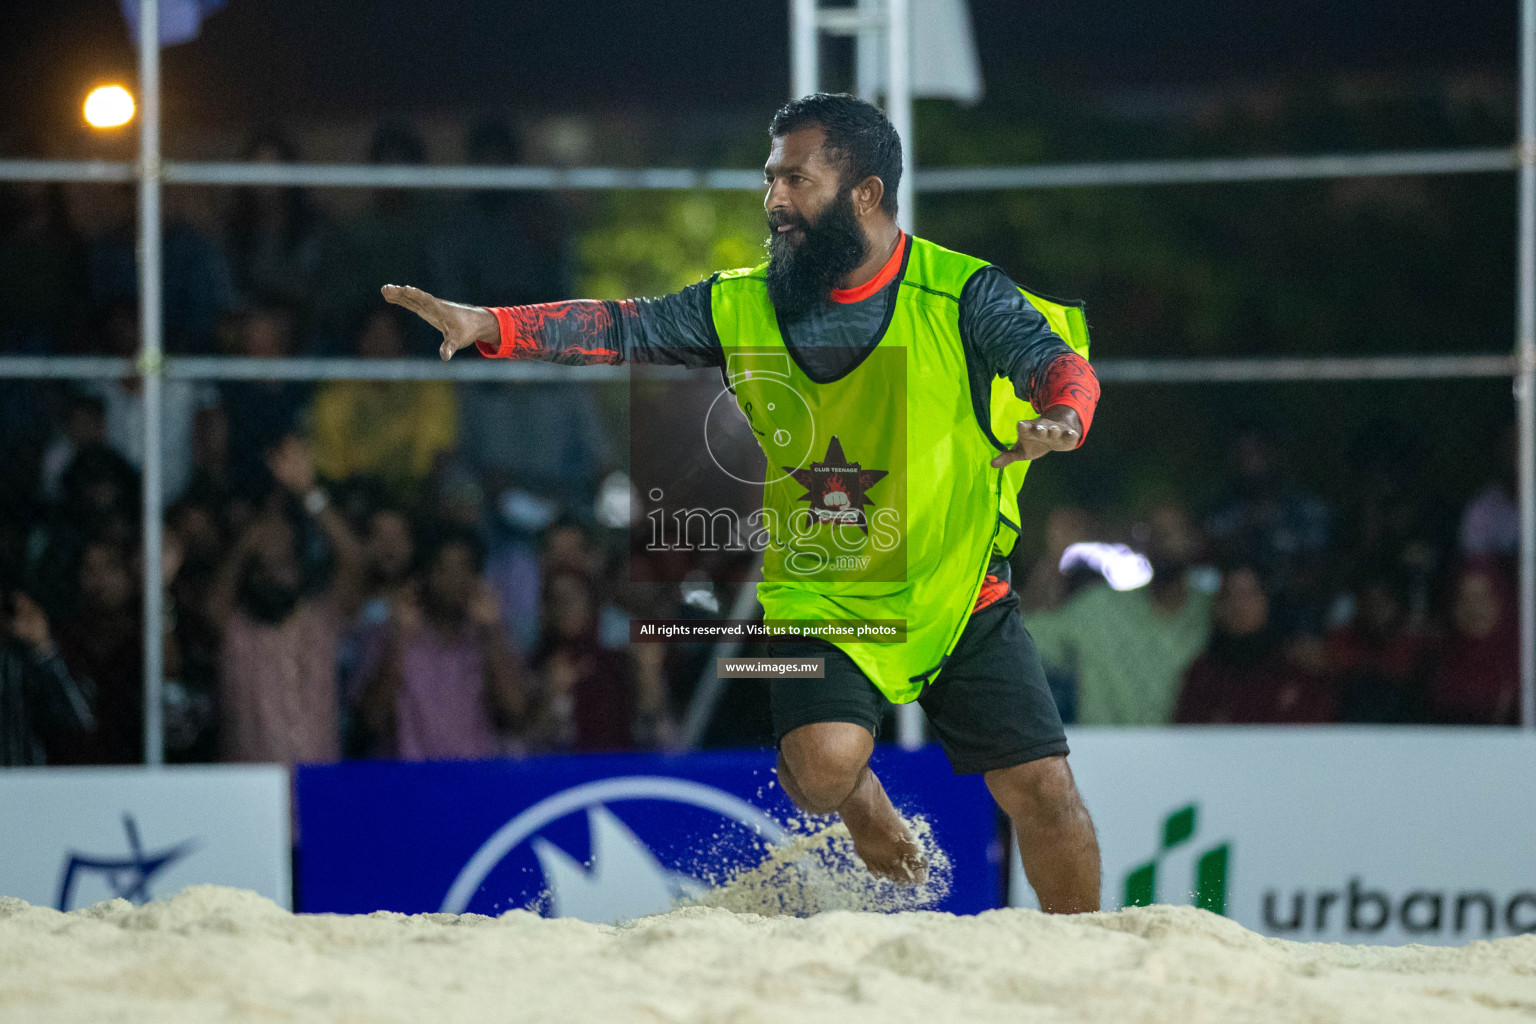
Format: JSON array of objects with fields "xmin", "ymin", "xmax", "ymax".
[{"xmin": 3, "ymin": 886, "xmax": 1535, "ymax": 1023}]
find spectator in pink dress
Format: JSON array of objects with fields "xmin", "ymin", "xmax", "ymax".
[
  {"xmin": 209, "ymin": 436, "xmax": 365, "ymax": 765},
  {"xmin": 355, "ymin": 527, "xmax": 525, "ymax": 761}
]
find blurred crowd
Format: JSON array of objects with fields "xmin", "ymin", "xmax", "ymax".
[
  {"xmin": 0, "ymin": 119, "xmax": 689, "ymax": 768},
  {"xmin": 0, "ymin": 119, "xmax": 1525, "ymax": 769},
  {"xmin": 1020, "ymin": 426, "xmax": 1522, "ymax": 729},
  {"xmin": 0, "ymin": 416, "xmax": 683, "ymax": 767}
]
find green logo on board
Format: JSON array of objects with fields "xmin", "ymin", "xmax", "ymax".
[{"xmin": 1123, "ymin": 803, "xmax": 1231, "ymax": 915}]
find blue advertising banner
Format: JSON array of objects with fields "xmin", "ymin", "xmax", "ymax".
[{"xmin": 297, "ymin": 746, "xmax": 1001, "ymax": 919}]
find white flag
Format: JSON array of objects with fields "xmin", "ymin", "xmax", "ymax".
[
  {"xmin": 857, "ymin": 0, "xmax": 984, "ymax": 105},
  {"xmin": 119, "ymin": 0, "xmax": 228, "ymax": 48},
  {"xmin": 913, "ymin": 0, "xmax": 983, "ymax": 103}
]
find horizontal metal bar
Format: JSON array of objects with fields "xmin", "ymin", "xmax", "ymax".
[
  {"xmin": 0, "ymin": 147, "xmax": 1517, "ymax": 193},
  {"xmin": 0, "ymin": 353, "xmax": 1514, "ymax": 383},
  {"xmin": 0, "ymin": 159, "xmax": 766, "ymax": 191},
  {"xmin": 156, "ymin": 352, "xmax": 1530, "ymax": 384},
  {"xmin": 0, "ymin": 356, "xmax": 134, "ymax": 378},
  {"xmin": 0, "ymin": 355, "xmax": 651, "ymax": 382},
  {"xmin": 0, "ymin": 159, "xmax": 135, "ymax": 183},
  {"xmin": 817, "ymin": 8, "xmax": 882, "ymax": 34},
  {"xmin": 162, "ymin": 162, "xmax": 768, "ymax": 192},
  {"xmin": 1093, "ymin": 353, "xmax": 1517, "ymax": 383},
  {"xmin": 160, "ymin": 357, "xmax": 675, "ymax": 381},
  {"xmin": 916, "ymin": 148, "xmax": 1519, "ymax": 191}
]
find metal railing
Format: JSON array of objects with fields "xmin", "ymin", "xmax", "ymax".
[
  {"xmin": 0, "ymin": 352, "xmax": 1518, "ymax": 384},
  {"xmin": 0, "ymin": 0, "xmax": 1531, "ymax": 760},
  {"xmin": 0, "ymin": 146, "xmax": 1518, "ymax": 192}
]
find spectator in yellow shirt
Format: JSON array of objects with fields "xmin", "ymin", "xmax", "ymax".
[{"xmin": 311, "ymin": 306, "xmax": 456, "ymax": 504}]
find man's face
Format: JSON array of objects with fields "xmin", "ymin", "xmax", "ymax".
[
  {"xmin": 367, "ymin": 510, "xmax": 414, "ymax": 584},
  {"xmin": 243, "ymin": 309, "xmax": 294, "ymax": 359},
  {"xmin": 1215, "ymin": 568, "xmax": 1269, "ymax": 637},
  {"xmin": 171, "ymin": 503, "xmax": 221, "ymax": 569},
  {"xmin": 763, "ymin": 127, "xmax": 844, "ymax": 248},
  {"xmin": 424, "ymin": 542, "xmax": 476, "ymax": 620},
  {"xmin": 1144, "ymin": 504, "xmax": 1200, "ymax": 574},
  {"xmin": 762, "ymin": 126, "xmax": 871, "ymax": 319},
  {"xmin": 79, "ymin": 542, "xmax": 134, "ymax": 614}
]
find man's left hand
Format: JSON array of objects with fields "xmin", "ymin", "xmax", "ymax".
[{"xmin": 989, "ymin": 406, "xmax": 1082, "ymax": 468}]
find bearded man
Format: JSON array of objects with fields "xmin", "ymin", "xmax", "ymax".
[{"xmin": 383, "ymin": 93, "xmax": 1103, "ymax": 913}]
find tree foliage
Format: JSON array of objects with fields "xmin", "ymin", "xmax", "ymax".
[{"xmin": 578, "ymin": 191, "xmax": 767, "ymax": 299}]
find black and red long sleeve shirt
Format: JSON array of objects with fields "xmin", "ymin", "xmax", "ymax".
[{"xmin": 477, "ymin": 233, "xmax": 1100, "ymax": 612}]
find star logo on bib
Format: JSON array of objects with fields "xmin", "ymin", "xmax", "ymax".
[{"xmin": 785, "ymin": 436, "xmax": 887, "ymax": 533}]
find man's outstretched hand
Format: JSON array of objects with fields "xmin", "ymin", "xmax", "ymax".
[
  {"xmin": 381, "ymin": 284, "xmax": 499, "ymax": 361},
  {"xmin": 989, "ymin": 405, "xmax": 1082, "ymax": 468}
]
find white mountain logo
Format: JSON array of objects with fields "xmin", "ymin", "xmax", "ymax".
[
  {"xmin": 440, "ymin": 776, "xmax": 788, "ymax": 923},
  {"xmin": 531, "ymin": 806, "xmax": 707, "ymax": 920}
]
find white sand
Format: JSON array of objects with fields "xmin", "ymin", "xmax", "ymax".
[
  {"xmin": 3, "ymin": 885, "xmax": 1536, "ymax": 1023},
  {"xmin": 691, "ymin": 817, "xmax": 954, "ymax": 915}
]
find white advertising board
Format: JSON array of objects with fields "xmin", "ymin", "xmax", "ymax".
[
  {"xmin": 0, "ymin": 766, "xmax": 290, "ymax": 911},
  {"xmin": 1010, "ymin": 728, "xmax": 1536, "ymax": 946}
]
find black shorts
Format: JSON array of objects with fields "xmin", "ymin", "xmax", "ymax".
[{"xmin": 768, "ymin": 593, "xmax": 1069, "ymax": 774}]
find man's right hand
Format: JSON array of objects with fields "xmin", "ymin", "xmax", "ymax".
[{"xmin": 381, "ymin": 284, "xmax": 499, "ymax": 361}]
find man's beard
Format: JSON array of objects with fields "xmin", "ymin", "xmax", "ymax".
[{"xmin": 765, "ymin": 190, "xmax": 870, "ymax": 320}]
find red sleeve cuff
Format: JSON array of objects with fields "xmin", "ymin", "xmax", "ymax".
[
  {"xmin": 476, "ymin": 307, "xmax": 518, "ymax": 359},
  {"xmin": 1035, "ymin": 352, "xmax": 1099, "ymax": 446}
]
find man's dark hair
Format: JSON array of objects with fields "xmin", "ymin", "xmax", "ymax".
[{"xmin": 769, "ymin": 93, "xmax": 902, "ymax": 216}]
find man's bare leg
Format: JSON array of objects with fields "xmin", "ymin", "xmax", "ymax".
[
  {"xmin": 985, "ymin": 754, "xmax": 1100, "ymax": 913},
  {"xmin": 778, "ymin": 722, "xmax": 927, "ymax": 884}
]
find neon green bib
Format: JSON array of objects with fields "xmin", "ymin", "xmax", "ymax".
[{"xmin": 711, "ymin": 236, "xmax": 1089, "ymax": 702}]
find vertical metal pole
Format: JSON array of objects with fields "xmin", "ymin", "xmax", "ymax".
[
  {"xmin": 886, "ymin": 0, "xmax": 914, "ymax": 236},
  {"xmin": 1518, "ymin": 0, "xmax": 1536, "ymax": 728},
  {"xmin": 138, "ymin": 0, "xmax": 166, "ymax": 764},
  {"xmin": 887, "ymin": 0, "xmax": 922, "ymax": 748},
  {"xmin": 855, "ymin": 0, "xmax": 883, "ymax": 103},
  {"xmin": 791, "ymin": 0, "xmax": 818, "ymax": 100}
]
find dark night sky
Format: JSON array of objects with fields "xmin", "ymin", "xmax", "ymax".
[{"xmin": 0, "ymin": 0, "xmax": 1519, "ymax": 149}]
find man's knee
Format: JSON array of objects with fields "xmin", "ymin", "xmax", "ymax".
[
  {"xmin": 778, "ymin": 722, "xmax": 873, "ymax": 814},
  {"xmin": 985, "ymin": 755, "xmax": 1088, "ymax": 831}
]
